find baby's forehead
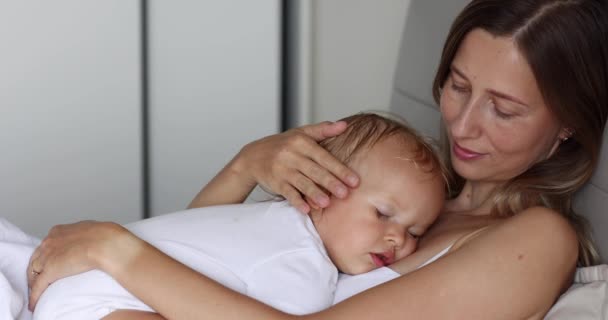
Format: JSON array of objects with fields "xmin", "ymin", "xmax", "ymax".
[
  {"xmin": 351, "ymin": 134, "xmax": 416, "ymax": 157},
  {"xmin": 364, "ymin": 137, "xmax": 437, "ymax": 166}
]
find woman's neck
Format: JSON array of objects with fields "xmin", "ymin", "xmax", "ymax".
[{"xmin": 446, "ymin": 180, "xmax": 501, "ymax": 216}]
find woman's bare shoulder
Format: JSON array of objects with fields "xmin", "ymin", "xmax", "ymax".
[
  {"xmin": 464, "ymin": 206, "xmax": 578, "ymax": 249},
  {"xmin": 444, "ymin": 206, "xmax": 579, "ymax": 316},
  {"xmin": 455, "ymin": 206, "xmax": 578, "ymax": 287}
]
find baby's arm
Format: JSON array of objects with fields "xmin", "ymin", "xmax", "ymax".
[{"xmin": 103, "ymin": 310, "xmax": 165, "ymax": 320}]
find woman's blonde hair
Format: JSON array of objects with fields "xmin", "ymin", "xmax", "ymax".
[{"xmin": 433, "ymin": 0, "xmax": 608, "ymax": 266}]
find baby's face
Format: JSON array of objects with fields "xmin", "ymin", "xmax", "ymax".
[{"xmin": 312, "ymin": 136, "xmax": 445, "ymax": 275}]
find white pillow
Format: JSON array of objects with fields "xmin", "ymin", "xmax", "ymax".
[{"xmin": 545, "ymin": 265, "xmax": 608, "ymax": 319}]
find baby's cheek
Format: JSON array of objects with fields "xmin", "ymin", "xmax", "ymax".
[{"xmin": 397, "ymin": 240, "xmax": 418, "ymax": 261}]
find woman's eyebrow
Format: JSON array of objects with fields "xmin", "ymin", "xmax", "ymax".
[
  {"xmin": 452, "ymin": 65, "xmax": 529, "ymax": 107},
  {"xmin": 450, "ymin": 65, "xmax": 469, "ymax": 81},
  {"xmin": 487, "ymin": 89, "xmax": 529, "ymax": 107}
]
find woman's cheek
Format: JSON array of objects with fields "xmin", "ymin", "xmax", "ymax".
[{"xmin": 440, "ymin": 96, "xmax": 459, "ymax": 128}]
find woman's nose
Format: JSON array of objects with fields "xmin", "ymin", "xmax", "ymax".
[{"xmin": 449, "ymin": 97, "xmax": 484, "ymax": 139}]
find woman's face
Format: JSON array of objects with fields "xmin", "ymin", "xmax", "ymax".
[{"xmin": 440, "ymin": 28, "xmax": 566, "ymax": 183}]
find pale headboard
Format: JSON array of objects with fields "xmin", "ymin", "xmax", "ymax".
[{"xmin": 390, "ymin": 0, "xmax": 608, "ymax": 263}]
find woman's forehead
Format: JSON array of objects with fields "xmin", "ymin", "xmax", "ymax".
[{"xmin": 452, "ymin": 29, "xmax": 546, "ymax": 108}]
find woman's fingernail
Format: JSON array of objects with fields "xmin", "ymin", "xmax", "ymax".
[
  {"xmin": 346, "ymin": 175, "xmax": 359, "ymax": 186},
  {"xmin": 315, "ymin": 195, "xmax": 329, "ymax": 207},
  {"xmin": 335, "ymin": 186, "xmax": 347, "ymax": 198}
]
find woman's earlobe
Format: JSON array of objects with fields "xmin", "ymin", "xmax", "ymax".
[
  {"xmin": 560, "ymin": 128, "xmax": 575, "ymax": 142},
  {"xmin": 547, "ymin": 127, "xmax": 575, "ymax": 159}
]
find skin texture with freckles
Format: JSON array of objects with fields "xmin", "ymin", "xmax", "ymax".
[{"xmin": 311, "ymin": 136, "xmax": 445, "ymax": 275}]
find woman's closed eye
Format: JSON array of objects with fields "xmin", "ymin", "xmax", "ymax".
[
  {"xmin": 446, "ymin": 71, "xmax": 471, "ymax": 95},
  {"xmin": 487, "ymin": 99, "xmax": 517, "ymax": 120},
  {"xmin": 494, "ymin": 108, "xmax": 515, "ymax": 119},
  {"xmin": 450, "ymin": 82, "xmax": 470, "ymax": 94}
]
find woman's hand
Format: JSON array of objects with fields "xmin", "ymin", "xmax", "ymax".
[
  {"xmin": 27, "ymin": 221, "xmax": 142, "ymax": 310},
  {"xmin": 235, "ymin": 121, "xmax": 360, "ymax": 213}
]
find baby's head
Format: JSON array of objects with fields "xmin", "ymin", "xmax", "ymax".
[{"xmin": 311, "ymin": 112, "xmax": 447, "ymax": 275}]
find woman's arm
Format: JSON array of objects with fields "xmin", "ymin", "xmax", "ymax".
[
  {"xmin": 187, "ymin": 121, "xmax": 359, "ymax": 212},
  {"xmin": 29, "ymin": 207, "xmax": 577, "ymax": 319}
]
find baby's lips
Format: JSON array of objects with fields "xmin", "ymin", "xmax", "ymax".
[
  {"xmin": 380, "ymin": 250, "xmax": 396, "ymax": 265},
  {"xmin": 370, "ymin": 253, "xmax": 386, "ymax": 267},
  {"xmin": 370, "ymin": 250, "xmax": 396, "ymax": 267}
]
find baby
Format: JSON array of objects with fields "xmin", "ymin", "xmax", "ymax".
[{"xmin": 32, "ymin": 113, "xmax": 447, "ymax": 319}]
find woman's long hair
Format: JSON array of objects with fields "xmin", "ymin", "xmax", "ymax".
[{"xmin": 432, "ymin": 0, "xmax": 608, "ymax": 266}]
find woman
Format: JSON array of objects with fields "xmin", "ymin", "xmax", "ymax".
[{"xmin": 27, "ymin": 0, "xmax": 608, "ymax": 319}]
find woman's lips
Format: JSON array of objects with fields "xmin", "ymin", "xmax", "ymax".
[{"xmin": 452, "ymin": 142, "xmax": 485, "ymax": 160}]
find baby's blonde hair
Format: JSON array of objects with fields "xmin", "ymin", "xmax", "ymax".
[{"xmin": 321, "ymin": 112, "xmax": 449, "ymax": 189}]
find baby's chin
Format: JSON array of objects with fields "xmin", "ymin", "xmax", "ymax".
[{"xmin": 337, "ymin": 262, "xmax": 375, "ymax": 275}]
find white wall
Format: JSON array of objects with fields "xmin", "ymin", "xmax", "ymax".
[
  {"xmin": 310, "ymin": 0, "xmax": 411, "ymax": 123},
  {"xmin": 0, "ymin": 1, "xmax": 142, "ymax": 237},
  {"xmin": 148, "ymin": 1, "xmax": 280, "ymax": 216},
  {"xmin": 0, "ymin": 1, "xmax": 281, "ymax": 235}
]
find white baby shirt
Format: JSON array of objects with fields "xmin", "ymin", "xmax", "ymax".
[{"xmin": 33, "ymin": 201, "xmax": 337, "ymax": 319}]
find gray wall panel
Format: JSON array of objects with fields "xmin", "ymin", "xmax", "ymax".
[
  {"xmin": 574, "ymin": 183, "xmax": 608, "ymax": 263},
  {"xmin": 0, "ymin": 1, "xmax": 142, "ymax": 236},
  {"xmin": 391, "ymin": 91, "xmax": 440, "ymax": 139},
  {"xmin": 392, "ymin": 0, "xmax": 468, "ymax": 106},
  {"xmin": 148, "ymin": 1, "xmax": 280, "ymax": 215}
]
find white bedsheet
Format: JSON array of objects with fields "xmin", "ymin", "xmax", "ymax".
[
  {"xmin": 1, "ymin": 217, "xmax": 607, "ymax": 319},
  {"xmin": 0, "ymin": 218, "xmax": 39, "ymax": 320}
]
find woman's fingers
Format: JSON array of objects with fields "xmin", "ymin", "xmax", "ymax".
[
  {"xmin": 28, "ymin": 264, "xmax": 52, "ymax": 310},
  {"xmin": 285, "ymin": 135, "xmax": 358, "ymax": 197},
  {"xmin": 298, "ymin": 120, "xmax": 348, "ymax": 141},
  {"xmin": 26, "ymin": 221, "xmax": 116, "ymax": 310},
  {"xmin": 26, "ymin": 249, "xmax": 41, "ymax": 287},
  {"xmin": 27, "ymin": 238, "xmax": 54, "ymax": 309},
  {"xmin": 291, "ymin": 167, "xmax": 330, "ymax": 206},
  {"xmin": 294, "ymin": 123, "xmax": 359, "ymax": 188},
  {"xmin": 303, "ymin": 144, "xmax": 359, "ymax": 190},
  {"xmin": 240, "ymin": 120, "xmax": 360, "ymax": 212},
  {"xmin": 279, "ymin": 183, "xmax": 311, "ymax": 214}
]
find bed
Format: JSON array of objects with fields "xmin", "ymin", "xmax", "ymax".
[{"xmin": 389, "ymin": 1, "xmax": 608, "ymax": 319}]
